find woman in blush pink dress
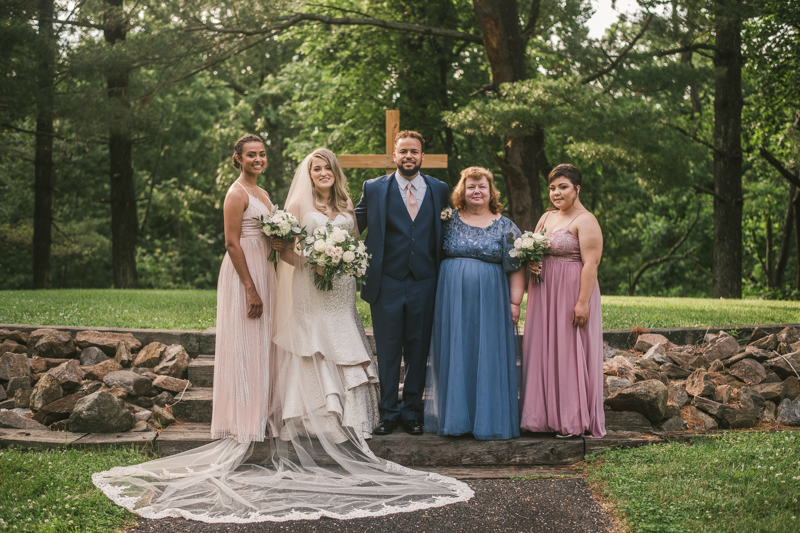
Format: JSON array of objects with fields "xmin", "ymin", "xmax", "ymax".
[
  {"xmin": 211, "ymin": 134, "xmax": 285, "ymax": 442},
  {"xmin": 520, "ymin": 164, "xmax": 605, "ymax": 439}
]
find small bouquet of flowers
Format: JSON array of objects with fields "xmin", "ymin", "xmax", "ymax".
[
  {"xmin": 302, "ymin": 223, "xmax": 370, "ymax": 291},
  {"xmin": 255, "ymin": 206, "xmax": 307, "ymax": 265},
  {"xmin": 509, "ymin": 228, "xmax": 550, "ymax": 283},
  {"xmin": 441, "ymin": 206, "xmax": 454, "ymax": 221}
]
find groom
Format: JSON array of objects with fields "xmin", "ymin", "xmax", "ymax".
[{"xmin": 355, "ymin": 131, "xmax": 449, "ymax": 435}]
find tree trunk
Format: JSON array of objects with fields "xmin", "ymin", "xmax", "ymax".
[
  {"xmin": 711, "ymin": 0, "xmax": 743, "ymax": 298},
  {"xmin": 472, "ymin": 0, "xmax": 543, "ymax": 230},
  {"xmin": 773, "ymin": 186, "xmax": 794, "ymax": 289},
  {"xmin": 32, "ymin": 0, "xmax": 55, "ymax": 289},
  {"xmin": 794, "ymin": 190, "xmax": 800, "ymax": 290},
  {"xmin": 104, "ymin": 0, "xmax": 138, "ymax": 288}
]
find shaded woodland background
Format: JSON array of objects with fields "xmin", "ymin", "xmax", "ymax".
[{"xmin": 1, "ymin": 0, "xmax": 798, "ymax": 299}]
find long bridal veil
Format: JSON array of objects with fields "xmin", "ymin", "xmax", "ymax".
[{"xmin": 92, "ymin": 152, "xmax": 473, "ymax": 523}]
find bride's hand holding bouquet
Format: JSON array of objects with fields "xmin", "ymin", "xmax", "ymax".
[
  {"xmin": 509, "ymin": 228, "xmax": 550, "ymax": 283},
  {"xmin": 303, "ymin": 222, "xmax": 370, "ymax": 291}
]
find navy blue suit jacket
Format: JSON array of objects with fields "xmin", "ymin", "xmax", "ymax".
[{"xmin": 354, "ymin": 171, "xmax": 449, "ymax": 304}]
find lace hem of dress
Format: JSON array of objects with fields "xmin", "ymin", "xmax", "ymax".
[{"xmin": 91, "ymin": 467, "xmax": 474, "ymax": 523}]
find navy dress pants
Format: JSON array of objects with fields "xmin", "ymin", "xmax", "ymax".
[{"xmin": 370, "ymin": 273, "xmax": 437, "ymax": 422}]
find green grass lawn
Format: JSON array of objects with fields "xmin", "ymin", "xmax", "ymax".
[
  {"xmin": 0, "ymin": 445, "xmax": 152, "ymax": 532},
  {"xmin": 584, "ymin": 430, "xmax": 800, "ymax": 533},
  {"xmin": 0, "ymin": 290, "xmax": 797, "ymax": 331}
]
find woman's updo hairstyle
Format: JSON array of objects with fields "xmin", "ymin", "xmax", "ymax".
[
  {"xmin": 231, "ymin": 134, "xmax": 265, "ymax": 170},
  {"xmin": 547, "ymin": 164, "xmax": 582, "ymax": 188},
  {"xmin": 452, "ymin": 166, "xmax": 503, "ymax": 214}
]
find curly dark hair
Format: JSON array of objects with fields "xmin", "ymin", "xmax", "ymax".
[
  {"xmin": 393, "ymin": 130, "xmax": 425, "ymax": 152},
  {"xmin": 231, "ymin": 134, "xmax": 265, "ymax": 170},
  {"xmin": 452, "ymin": 166, "xmax": 503, "ymax": 214}
]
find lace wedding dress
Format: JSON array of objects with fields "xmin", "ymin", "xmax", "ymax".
[{"xmin": 92, "ymin": 152, "xmax": 473, "ymax": 523}]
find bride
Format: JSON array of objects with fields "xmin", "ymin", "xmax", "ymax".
[{"xmin": 92, "ymin": 148, "xmax": 473, "ymax": 523}]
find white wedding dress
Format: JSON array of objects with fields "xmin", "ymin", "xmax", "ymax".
[{"xmin": 91, "ymin": 153, "xmax": 473, "ymax": 523}]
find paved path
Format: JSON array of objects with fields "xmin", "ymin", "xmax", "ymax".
[{"xmin": 135, "ymin": 478, "xmax": 614, "ymax": 533}]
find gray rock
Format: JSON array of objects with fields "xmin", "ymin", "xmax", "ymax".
[
  {"xmin": 69, "ymin": 391, "xmax": 135, "ymax": 433},
  {"xmin": 7, "ymin": 376, "xmax": 32, "ymax": 399},
  {"xmin": 79, "ymin": 380, "xmax": 103, "ymax": 395},
  {"xmin": 0, "ymin": 384, "xmax": 5, "ymax": 401},
  {"xmin": 605, "ymin": 376, "xmax": 633, "ymax": 397},
  {"xmin": 152, "ymin": 375, "xmax": 191, "ymax": 393},
  {"xmin": 0, "ymin": 339, "xmax": 28, "ymax": 355},
  {"xmin": 0, "ymin": 329, "xmax": 30, "ymax": 345},
  {"xmin": 130, "ymin": 420, "xmax": 149, "ymax": 432},
  {"xmin": 79, "ymin": 347, "xmax": 108, "ymax": 366},
  {"xmin": 153, "ymin": 391, "xmax": 173, "ymax": 407},
  {"xmin": 660, "ymin": 417, "xmax": 688, "ymax": 432},
  {"xmin": 605, "ymin": 379, "xmax": 668, "ymax": 422},
  {"xmin": 752, "ymin": 381, "xmax": 787, "ymax": 403},
  {"xmin": 634, "ymin": 358, "xmax": 661, "ymax": 371},
  {"xmin": 718, "ymin": 407, "xmax": 759, "ymax": 429},
  {"xmin": 49, "ymin": 419, "xmax": 69, "ymax": 431},
  {"xmin": 681, "ymin": 405, "xmax": 718, "ymax": 431},
  {"xmin": 602, "ymin": 342, "xmax": 616, "ymax": 361},
  {"xmin": 668, "ymin": 384, "xmax": 690, "ymax": 409},
  {"xmin": 761, "ymin": 400, "xmax": 777, "ymax": 422},
  {"xmin": 764, "ymin": 352, "xmax": 800, "ymax": 380},
  {"xmin": 708, "ymin": 359, "xmax": 725, "ymax": 372},
  {"xmin": 728, "ymin": 359, "xmax": 768, "ymax": 385},
  {"xmin": 661, "ymin": 363, "xmax": 692, "ymax": 379},
  {"xmin": 154, "ymin": 345, "xmax": 190, "ymax": 378},
  {"xmin": 714, "ymin": 384, "xmax": 732, "ymax": 405},
  {"xmin": 777, "ymin": 326, "xmax": 800, "ymax": 345},
  {"xmin": 133, "ymin": 409, "xmax": 152, "ymax": 422},
  {"xmin": 786, "ymin": 376, "xmax": 800, "ymax": 401},
  {"xmin": 47, "ymin": 360, "xmax": 85, "ymax": 393},
  {"xmin": 737, "ymin": 387, "xmax": 767, "ymax": 415},
  {"xmin": 0, "ymin": 352, "xmax": 30, "ymax": 381},
  {"xmin": 686, "ymin": 369, "xmax": 716, "ymax": 398},
  {"xmin": 743, "ymin": 346, "xmax": 774, "ymax": 362},
  {"xmin": 115, "ymin": 340, "xmax": 133, "ymax": 367},
  {"xmin": 75, "ymin": 331, "xmax": 142, "ymax": 355},
  {"xmin": 643, "ymin": 343, "xmax": 666, "ymax": 361},
  {"xmin": 14, "ymin": 387, "xmax": 33, "ymax": 408},
  {"xmin": 0, "ymin": 410, "xmax": 48, "ymax": 431},
  {"xmin": 634, "ymin": 334, "xmax": 670, "ymax": 353},
  {"xmin": 748, "ymin": 327, "xmax": 768, "ymax": 344},
  {"xmin": 32, "ymin": 330, "xmax": 76, "ymax": 358},
  {"xmin": 103, "ymin": 370, "xmax": 155, "ymax": 397},
  {"xmin": 32, "ymin": 391, "xmax": 87, "ymax": 425},
  {"xmin": 129, "ymin": 396, "xmax": 154, "ymax": 408},
  {"xmin": 85, "ymin": 359, "xmax": 123, "ymax": 381},
  {"xmin": 617, "ymin": 365, "xmax": 636, "ymax": 383},
  {"xmin": 703, "ymin": 335, "xmax": 740, "ymax": 363},
  {"xmin": 777, "ymin": 397, "xmax": 800, "ymax": 426},
  {"xmin": 29, "ymin": 374, "xmax": 63, "ymax": 411},
  {"xmin": 603, "ymin": 411, "xmax": 653, "ymax": 433},
  {"xmin": 0, "ymin": 399, "xmax": 14, "ymax": 409},
  {"xmin": 149, "ymin": 405, "xmax": 175, "ymax": 428},
  {"xmin": 692, "ymin": 396, "xmax": 725, "ymax": 417},
  {"xmin": 133, "ymin": 342, "xmax": 166, "ymax": 368},
  {"xmin": 750, "ymin": 334, "xmax": 777, "ymax": 351},
  {"xmin": 690, "ymin": 355, "xmax": 710, "ymax": 370},
  {"xmin": 131, "ymin": 367, "xmax": 156, "ymax": 377},
  {"xmin": 763, "ymin": 371, "xmax": 782, "ymax": 383}
]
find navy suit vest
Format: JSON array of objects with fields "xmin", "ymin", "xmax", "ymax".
[{"xmin": 382, "ymin": 182, "xmax": 437, "ymax": 281}]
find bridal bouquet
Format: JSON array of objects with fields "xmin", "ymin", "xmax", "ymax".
[
  {"xmin": 509, "ymin": 228, "xmax": 550, "ymax": 283},
  {"xmin": 303, "ymin": 223, "xmax": 370, "ymax": 291},
  {"xmin": 255, "ymin": 206, "xmax": 307, "ymax": 265}
]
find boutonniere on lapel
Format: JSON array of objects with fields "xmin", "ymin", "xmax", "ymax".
[{"xmin": 440, "ymin": 207, "xmax": 453, "ymax": 221}]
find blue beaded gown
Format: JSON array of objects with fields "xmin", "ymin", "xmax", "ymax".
[{"xmin": 424, "ymin": 211, "xmax": 522, "ymax": 440}]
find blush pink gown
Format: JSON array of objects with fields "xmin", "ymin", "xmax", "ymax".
[
  {"xmin": 519, "ymin": 226, "xmax": 606, "ymax": 438},
  {"xmin": 211, "ymin": 185, "xmax": 275, "ymax": 442}
]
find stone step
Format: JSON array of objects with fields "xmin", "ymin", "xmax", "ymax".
[{"xmin": 171, "ymin": 387, "xmax": 213, "ymax": 423}]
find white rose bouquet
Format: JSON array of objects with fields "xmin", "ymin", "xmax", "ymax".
[
  {"xmin": 255, "ymin": 206, "xmax": 307, "ymax": 265},
  {"xmin": 302, "ymin": 222, "xmax": 370, "ymax": 291},
  {"xmin": 441, "ymin": 207, "xmax": 453, "ymax": 221},
  {"xmin": 508, "ymin": 228, "xmax": 550, "ymax": 283}
]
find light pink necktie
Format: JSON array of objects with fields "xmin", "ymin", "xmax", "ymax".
[{"xmin": 406, "ymin": 182, "xmax": 418, "ymax": 220}]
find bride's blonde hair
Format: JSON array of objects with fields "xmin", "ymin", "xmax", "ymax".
[{"xmin": 308, "ymin": 148, "xmax": 352, "ymax": 216}]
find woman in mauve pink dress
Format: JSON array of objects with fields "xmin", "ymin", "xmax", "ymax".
[{"xmin": 520, "ymin": 164, "xmax": 606, "ymax": 439}]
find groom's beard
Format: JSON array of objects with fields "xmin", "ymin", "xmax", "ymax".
[{"xmin": 397, "ymin": 161, "xmax": 421, "ymax": 178}]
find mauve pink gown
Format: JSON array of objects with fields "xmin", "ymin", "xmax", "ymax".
[
  {"xmin": 211, "ymin": 187, "xmax": 275, "ymax": 442},
  {"xmin": 520, "ymin": 226, "xmax": 606, "ymax": 438}
]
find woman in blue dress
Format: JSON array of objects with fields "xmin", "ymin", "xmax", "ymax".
[{"xmin": 424, "ymin": 167, "xmax": 526, "ymax": 440}]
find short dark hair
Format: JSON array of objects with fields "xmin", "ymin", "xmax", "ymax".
[
  {"xmin": 394, "ymin": 130, "xmax": 425, "ymax": 152},
  {"xmin": 548, "ymin": 164, "xmax": 582, "ymax": 187},
  {"xmin": 231, "ymin": 134, "xmax": 265, "ymax": 170}
]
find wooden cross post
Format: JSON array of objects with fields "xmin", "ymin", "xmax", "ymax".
[{"xmin": 337, "ymin": 110, "xmax": 448, "ymax": 170}]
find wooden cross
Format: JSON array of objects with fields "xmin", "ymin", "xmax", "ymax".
[{"xmin": 337, "ymin": 110, "xmax": 448, "ymax": 170}]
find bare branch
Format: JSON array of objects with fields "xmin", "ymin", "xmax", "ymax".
[
  {"xmin": 55, "ymin": 19, "xmax": 104, "ymax": 30},
  {"xmin": 186, "ymin": 12, "xmax": 483, "ymax": 44},
  {"xmin": 663, "ymin": 122, "xmax": 721, "ymax": 154},
  {"xmin": 759, "ymin": 147, "xmax": 800, "ymax": 188},
  {"xmin": 469, "ymin": 83, "xmax": 494, "ymax": 96},
  {"xmin": 581, "ymin": 14, "xmax": 653, "ymax": 85},
  {"xmin": 691, "ymin": 184, "xmax": 725, "ymax": 202},
  {"xmin": 644, "ymin": 42, "xmax": 719, "ymax": 58}
]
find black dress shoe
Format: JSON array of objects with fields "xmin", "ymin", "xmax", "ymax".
[
  {"xmin": 401, "ymin": 419, "xmax": 423, "ymax": 435},
  {"xmin": 374, "ymin": 419, "xmax": 398, "ymax": 435}
]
